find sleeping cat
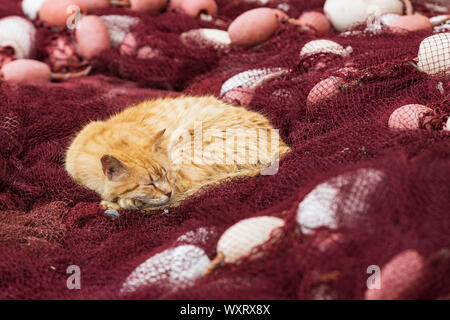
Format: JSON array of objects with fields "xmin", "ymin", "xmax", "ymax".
[{"xmin": 65, "ymin": 96, "xmax": 291, "ymax": 210}]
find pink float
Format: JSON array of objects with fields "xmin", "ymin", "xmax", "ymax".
[
  {"xmin": 228, "ymin": 8, "xmax": 281, "ymax": 48},
  {"xmin": 1, "ymin": 59, "xmax": 52, "ymax": 83},
  {"xmin": 76, "ymin": 16, "xmax": 111, "ymax": 60}
]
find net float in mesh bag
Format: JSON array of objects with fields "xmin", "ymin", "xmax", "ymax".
[
  {"xmin": 0, "ymin": 59, "xmax": 52, "ymax": 83},
  {"xmin": 100, "ymin": 15, "xmax": 139, "ymax": 49},
  {"xmin": 111, "ymin": 0, "xmax": 167, "ymax": 13},
  {"xmin": 365, "ymin": 249, "xmax": 423, "ymax": 300},
  {"xmin": 39, "ymin": 0, "xmax": 87, "ymax": 27},
  {"xmin": 296, "ymin": 168, "xmax": 386, "ymax": 235},
  {"xmin": 377, "ymin": 248, "xmax": 450, "ymax": 300},
  {"xmin": 206, "ymin": 216, "xmax": 285, "ymax": 274},
  {"xmin": 306, "ymin": 67, "xmax": 359, "ymax": 107},
  {"xmin": 299, "ymin": 41, "xmax": 353, "ymax": 74},
  {"xmin": 0, "ymin": 16, "xmax": 36, "ymax": 63},
  {"xmin": 300, "ymin": 40, "xmax": 352, "ymax": 58},
  {"xmin": 180, "ymin": 29, "xmax": 231, "ymax": 50},
  {"xmin": 417, "ymin": 33, "xmax": 450, "ymax": 75},
  {"xmin": 227, "ymin": 8, "xmax": 285, "ymax": 48},
  {"xmin": 365, "ymin": 248, "xmax": 450, "ymax": 299},
  {"xmin": 307, "ymin": 76, "xmax": 344, "ymax": 107},
  {"xmin": 120, "ymin": 245, "xmax": 210, "ymax": 294},
  {"xmin": 388, "ymin": 104, "xmax": 449, "ymax": 131},
  {"xmin": 222, "ymin": 85, "xmax": 255, "ymax": 107},
  {"xmin": 323, "ymin": 0, "xmax": 411, "ymax": 32},
  {"xmin": 75, "ymin": 15, "xmax": 111, "ymax": 60},
  {"xmin": 220, "ymin": 67, "xmax": 289, "ymax": 97}
]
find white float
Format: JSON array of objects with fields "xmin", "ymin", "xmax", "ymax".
[
  {"xmin": 296, "ymin": 169, "xmax": 385, "ymax": 234},
  {"xmin": 100, "ymin": 15, "xmax": 140, "ymax": 49},
  {"xmin": 181, "ymin": 28, "xmax": 231, "ymax": 48},
  {"xmin": 22, "ymin": 0, "xmax": 46, "ymax": 20},
  {"xmin": 220, "ymin": 68, "xmax": 288, "ymax": 97},
  {"xmin": 0, "ymin": 16, "xmax": 36, "ymax": 59},
  {"xmin": 216, "ymin": 216, "xmax": 284, "ymax": 264},
  {"xmin": 120, "ymin": 245, "xmax": 210, "ymax": 294},
  {"xmin": 417, "ymin": 33, "xmax": 450, "ymax": 75},
  {"xmin": 300, "ymin": 39, "xmax": 351, "ymax": 57}
]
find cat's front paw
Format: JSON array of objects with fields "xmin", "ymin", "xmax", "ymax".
[
  {"xmin": 118, "ymin": 198, "xmax": 144, "ymax": 210},
  {"xmin": 101, "ymin": 200, "xmax": 121, "ymax": 210}
]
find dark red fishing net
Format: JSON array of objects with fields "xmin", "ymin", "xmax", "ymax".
[{"xmin": 0, "ymin": 0, "xmax": 449, "ymax": 300}]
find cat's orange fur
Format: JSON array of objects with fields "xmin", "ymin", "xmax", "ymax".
[{"xmin": 65, "ymin": 96, "xmax": 291, "ymax": 210}]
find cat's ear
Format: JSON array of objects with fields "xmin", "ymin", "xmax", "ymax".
[
  {"xmin": 101, "ymin": 155, "xmax": 128, "ymax": 181},
  {"xmin": 152, "ymin": 129, "xmax": 166, "ymax": 152}
]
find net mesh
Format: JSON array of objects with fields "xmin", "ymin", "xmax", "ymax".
[{"xmin": 0, "ymin": 0, "xmax": 449, "ymax": 300}]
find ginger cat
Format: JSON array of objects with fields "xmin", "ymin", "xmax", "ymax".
[{"xmin": 65, "ymin": 96, "xmax": 291, "ymax": 210}]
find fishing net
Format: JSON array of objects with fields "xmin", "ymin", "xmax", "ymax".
[{"xmin": 0, "ymin": 0, "xmax": 449, "ymax": 300}]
